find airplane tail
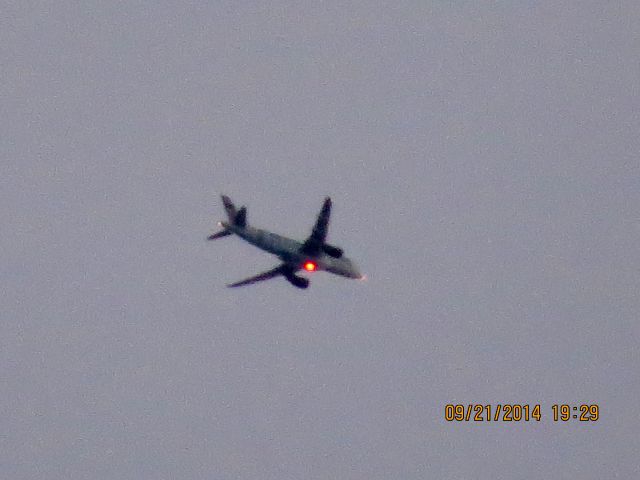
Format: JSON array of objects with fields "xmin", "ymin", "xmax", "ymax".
[
  {"xmin": 221, "ymin": 195, "xmax": 247, "ymax": 227},
  {"xmin": 207, "ymin": 195, "xmax": 246, "ymax": 240}
]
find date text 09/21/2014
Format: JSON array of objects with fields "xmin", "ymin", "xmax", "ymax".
[{"xmin": 444, "ymin": 404, "xmax": 599, "ymax": 422}]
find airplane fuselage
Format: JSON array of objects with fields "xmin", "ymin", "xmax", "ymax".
[{"xmin": 221, "ymin": 221, "xmax": 362, "ymax": 279}]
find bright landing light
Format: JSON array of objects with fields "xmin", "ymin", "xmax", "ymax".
[{"xmin": 304, "ymin": 261, "xmax": 317, "ymax": 272}]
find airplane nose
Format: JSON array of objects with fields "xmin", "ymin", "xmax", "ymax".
[
  {"xmin": 349, "ymin": 262, "xmax": 363, "ymax": 279},
  {"xmin": 325, "ymin": 258, "xmax": 364, "ymax": 280}
]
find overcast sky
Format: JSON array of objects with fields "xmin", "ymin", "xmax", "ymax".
[{"xmin": 2, "ymin": 1, "xmax": 639, "ymax": 479}]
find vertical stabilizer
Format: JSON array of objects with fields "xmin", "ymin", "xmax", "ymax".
[{"xmin": 221, "ymin": 195, "xmax": 248, "ymax": 227}]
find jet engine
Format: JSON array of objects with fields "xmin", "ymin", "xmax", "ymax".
[
  {"xmin": 286, "ymin": 273, "xmax": 310, "ymax": 289},
  {"xmin": 322, "ymin": 244, "xmax": 343, "ymax": 258}
]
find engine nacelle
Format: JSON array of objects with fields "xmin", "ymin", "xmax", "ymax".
[
  {"xmin": 287, "ymin": 274, "xmax": 310, "ymax": 289},
  {"xmin": 322, "ymin": 244, "xmax": 343, "ymax": 258}
]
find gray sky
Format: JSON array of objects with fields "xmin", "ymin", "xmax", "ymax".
[{"xmin": 2, "ymin": 1, "xmax": 639, "ymax": 479}]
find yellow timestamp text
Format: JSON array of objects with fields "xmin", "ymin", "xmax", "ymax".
[
  {"xmin": 444, "ymin": 404, "xmax": 600, "ymax": 422},
  {"xmin": 445, "ymin": 404, "xmax": 542, "ymax": 422},
  {"xmin": 552, "ymin": 404, "xmax": 599, "ymax": 421}
]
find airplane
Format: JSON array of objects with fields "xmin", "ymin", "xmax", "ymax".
[{"xmin": 207, "ymin": 195, "xmax": 363, "ymax": 289}]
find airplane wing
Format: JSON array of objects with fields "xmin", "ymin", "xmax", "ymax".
[
  {"xmin": 227, "ymin": 264, "xmax": 310, "ymax": 289},
  {"xmin": 227, "ymin": 264, "xmax": 288, "ymax": 288},
  {"xmin": 300, "ymin": 197, "xmax": 331, "ymax": 255}
]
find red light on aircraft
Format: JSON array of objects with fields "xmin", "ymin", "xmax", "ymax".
[{"xmin": 304, "ymin": 261, "xmax": 317, "ymax": 272}]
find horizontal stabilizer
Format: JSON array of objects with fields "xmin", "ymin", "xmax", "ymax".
[
  {"xmin": 221, "ymin": 195, "xmax": 237, "ymax": 220},
  {"xmin": 207, "ymin": 229, "xmax": 231, "ymax": 240}
]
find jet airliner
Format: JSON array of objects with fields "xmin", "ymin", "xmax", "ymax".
[{"xmin": 207, "ymin": 195, "xmax": 363, "ymax": 289}]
